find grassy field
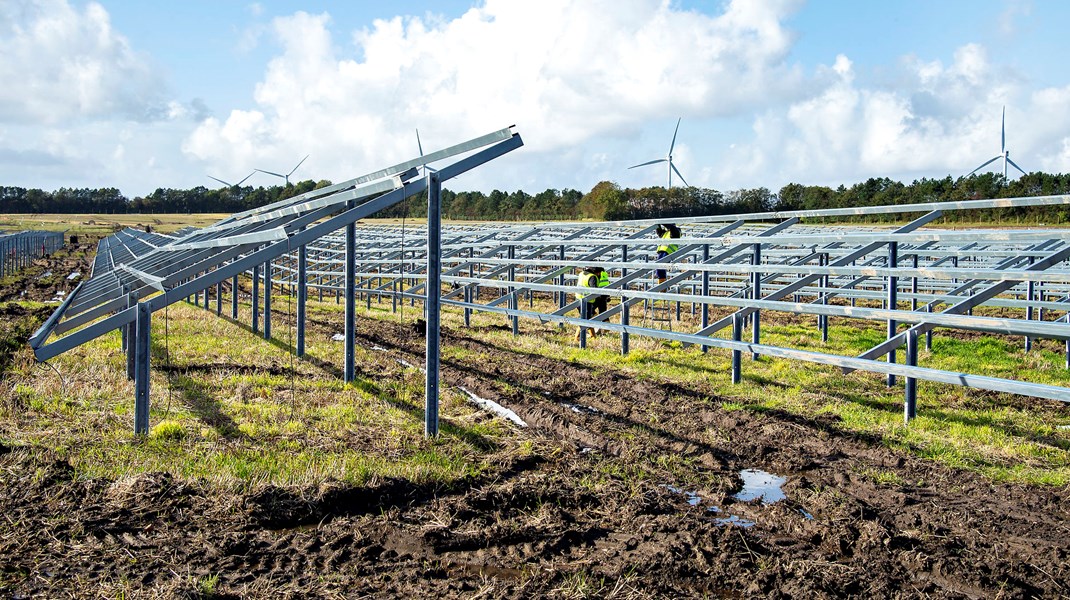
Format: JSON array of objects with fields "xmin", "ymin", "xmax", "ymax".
[
  {"xmin": 6, "ymin": 288, "xmax": 1067, "ymax": 492},
  {"xmin": 0, "ymin": 213, "xmax": 229, "ymax": 235},
  {"xmin": 1, "ymin": 217, "xmax": 1068, "ymax": 494}
]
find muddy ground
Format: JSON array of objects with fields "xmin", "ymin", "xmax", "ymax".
[{"xmin": 2, "ymin": 250, "xmax": 1070, "ymax": 598}]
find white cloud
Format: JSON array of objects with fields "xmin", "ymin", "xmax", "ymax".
[
  {"xmin": 183, "ymin": 0, "xmax": 808, "ymax": 188},
  {"xmin": 718, "ymin": 41, "xmax": 1070, "ymax": 189},
  {"xmin": 0, "ymin": 0, "xmax": 162, "ymax": 124}
]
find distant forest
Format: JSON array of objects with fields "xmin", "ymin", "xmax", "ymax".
[{"xmin": 3, "ymin": 171, "xmax": 1070, "ymax": 223}]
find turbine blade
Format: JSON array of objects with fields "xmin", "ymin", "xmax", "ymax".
[
  {"xmin": 1007, "ymin": 157, "xmax": 1027, "ymax": 176},
  {"xmin": 669, "ymin": 117, "xmax": 681, "ymax": 155},
  {"xmin": 416, "ymin": 129, "xmax": 424, "ymax": 157},
  {"xmin": 256, "ymin": 169, "xmax": 285, "ymax": 178},
  {"xmin": 670, "ymin": 161, "xmax": 689, "ymax": 187},
  {"xmin": 288, "ymin": 154, "xmax": 309, "ymax": 177},
  {"xmin": 968, "ymin": 156, "xmax": 1001, "ymax": 175},
  {"xmin": 628, "ymin": 158, "xmax": 667, "ymax": 169},
  {"xmin": 235, "ymin": 171, "xmax": 256, "ymax": 186},
  {"xmin": 207, "ymin": 175, "xmax": 232, "ymax": 187},
  {"xmin": 1001, "ymin": 105, "xmax": 1006, "ymax": 153}
]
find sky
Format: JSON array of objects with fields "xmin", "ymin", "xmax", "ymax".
[{"xmin": 3, "ymin": 0, "xmax": 1070, "ymax": 199}]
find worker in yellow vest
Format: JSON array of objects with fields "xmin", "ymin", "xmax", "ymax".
[
  {"xmin": 575, "ymin": 266, "xmax": 610, "ymax": 340},
  {"xmin": 655, "ymin": 223, "xmax": 681, "ymax": 285}
]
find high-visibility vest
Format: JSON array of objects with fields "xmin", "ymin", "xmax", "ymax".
[
  {"xmin": 576, "ymin": 271, "xmax": 608, "ymax": 299},
  {"xmin": 657, "ymin": 230, "xmax": 679, "ymax": 255}
]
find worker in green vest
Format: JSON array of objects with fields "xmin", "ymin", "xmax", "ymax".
[
  {"xmin": 655, "ymin": 223, "xmax": 681, "ymax": 285},
  {"xmin": 575, "ymin": 266, "xmax": 610, "ymax": 341}
]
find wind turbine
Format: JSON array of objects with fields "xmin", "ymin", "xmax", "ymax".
[
  {"xmin": 256, "ymin": 155, "xmax": 309, "ymax": 186},
  {"xmin": 416, "ymin": 128, "xmax": 437, "ymax": 175},
  {"xmin": 969, "ymin": 106, "xmax": 1026, "ymax": 178},
  {"xmin": 628, "ymin": 117, "xmax": 689, "ymax": 191},
  {"xmin": 207, "ymin": 171, "xmax": 255, "ymax": 188}
]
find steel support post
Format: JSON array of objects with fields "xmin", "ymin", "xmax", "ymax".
[
  {"xmin": 904, "ymin": 329, "xmax": 918, "ymax": 424},
  {"xmin": 820, "ymin": 253, "xmax": 829, "ymax": 343},
  {"xmin": 231, "ymin": 273, "xmax": 239, "ymax": 319},
  {"xmin": 732, "ymin": 312, "xmax": 742, "ymax": 384},
  {"xmin": 579, "ymin": 297, "xmax": 588, "ymax": 349},
  {"xmin": 1026, "ymin": 260, "xmax": 1035, "ymax": 352},
  {"xmin": 464, "ymin": 285, "xmax": 472, "ymax": 327},
  {"xmin": 701, "ymin": 244, "xmax": 709, "ymax": 353},
  {"xmin": 508, "ymin": 246, "xmax": 518, "ymax": 336},
  {"xmin": 344, "ymin": 201, "xmax": 356, "ymax": 383},
  {"xmin": 263, "ymin": 259, "xmax": 272, "ymax": 340},
  {"xmin": 887, "ymin": 241, "xmax": 898, "ymax": 387},
  {"xmin": 216, "ymin": 281, "xmax": 222, "ymax": 315},
  {"xmin": 425, "ymin": 172, "xmax": 442, "ymax": 438},
  {"xmin": 297, "ymin": 244, "xmax": 307, "ymax": 357},
  {"xmin": 134, "ymin": 302, "xmax": 151, "ymax": 436},
  {"xmin": 751, "ymin": 243, "xmax": 761, "ymax": 361},
  {"xmin": 125, "ymin": 292, "xmax": 136, "ymax": 380},
  {"xmin": 621, "ymin": 245, "xmax": 630, "ymax": 356},
  {"xmin": 926, "ymin": 304, "xmax": 933, "ymax": 351},
  {"xmin": 252, "ymin": 264, "xmax": 260, "ymax": 334},
  {"xmin": 911, "ymin": 254, "xmax": 919, "ymax": 312},
  {"xmin": 558, "ymin": 245, "xmax": 566, "ymax": 311}
]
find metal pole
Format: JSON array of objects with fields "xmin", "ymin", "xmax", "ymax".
[
  {"xmin": 820, "ymin": 253, "xmax": 829, "ymax": 343},
  {"xmin": 887, "ymin": 241, "xmax": 898, "ymax": 387},
  {"xmin": 216, "ymin": 281, "xmax": 222, "ymax": 315},
  {"xmin": 425, "ymin": 172, "xmax": 442, "ymax": 438},
  {"xmin": 134, "ymin": 302, "xmax": 151, "ymax": 436},
  {"xmin": 125, "ymin": 292, "xmax": 136, "ymax": 380},
  {"xmin": 701, "ymin": 244, "xmax": 709, "ymax": 353},
  {"xmin": 263, "ymin": 259, "xmax": 272, "ymax": 340},
  {"xmin": 345, "ymin": 201, "xmax": 356, "ymax": 383},
  {"xmin": 252, "ymin": 264, "xmax": 260, "ymax": 334},
  {"xmin": 732, "ymin": 312, "xmax": 742, "ymax": 384},
  {"xmin": 904, "ymin": 329, "xmax": 918, "ymax": 424},
  {"xmin": 621, "ymin": 245, "xmax": 630, "ymax": 356},
  {"xmin": 751, "ymin": 243, "xmax": 761, "ymax": 361},
  {"xmin": 579, "ymin": 297, "xmax": 588, "ymax": 349},
  {"xmin": 297, "ymin": 244, "xmax": 307, "ymax": 357},
  {"xmin": 231, "ymin": 273, "xmax": 239, "ymax": 320},
  {"xmin": 508, "ymin": 246, "xmax": 518, "ymax": 336}
]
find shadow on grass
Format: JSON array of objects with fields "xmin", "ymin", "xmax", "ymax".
[{"xmin": 159, "ymin": 371, "xmax": 246, "ymax": 440}]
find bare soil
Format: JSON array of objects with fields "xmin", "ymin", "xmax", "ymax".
[{"xmin": 2, "ymin": 252, "xmax": 1070, "ymax": 598}]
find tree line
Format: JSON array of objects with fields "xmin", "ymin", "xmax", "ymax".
[{"xmin": 3, "ymin": 170, "xmax": 1070, "ymax": 223}]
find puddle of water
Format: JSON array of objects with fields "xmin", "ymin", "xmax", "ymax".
[
  {"xmin": 714, "ymin": 515, "xmax": 756, "ymax": 528},
  {"xmin": 371, "ymin": 345, "xmax": 388, "ymax": 351},
  {"xmin": 799, "ymin": 508, "xmax": 814, "ymax": 520},
  {"xmin": 580, "ymin": 447, "xmax": 595, "ymax": 454},
  {"xmin": 1058, "ymin": 425, "xmax": 1070, "ymax": 430},
  {"xmin": 457, "ymin": 386, "xmax": 527, "ymax": 427},
  {"xmin": 734, "ymin": 469, "xmax": 786, "ymax": 505},
  {"xmin": 560, "ymin": 402, "xmax": 600, "ymax": 415},
  {"xmin": 661, "ymin": 485, "xmax": 702, "ymax": 507},
  {"xmin": 67, "ymin": 271, "xmax": 80, "ymax": 280},
  {"xmin": 331, "ymin": 333, "xmax": 344, "ymax": 341}
]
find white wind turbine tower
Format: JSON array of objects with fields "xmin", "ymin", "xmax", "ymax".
[
  {"xmin": 628, "ymin": 117, "xmax": 690, "ymax": 190},
  {"xmin": 969, "ymin": 106, "xmax": 1026, "ymax": 178},
  {"xmin": 256, "ymin": 155, "xmax": 309, "ymax": 186}
]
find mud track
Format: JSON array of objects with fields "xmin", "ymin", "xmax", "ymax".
[{"xmin": 2, "ymin": 261, "xmax": 1069, "ymax": 596}]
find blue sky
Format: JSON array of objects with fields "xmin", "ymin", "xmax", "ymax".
[{"xmin": 2, "ymin": 0, "xmax": 1069, "ymax": 199}]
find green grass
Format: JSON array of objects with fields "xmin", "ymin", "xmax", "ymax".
[
  {"xmin": 416, "ymin": 298, "xmax": 1070, "ymax": 487},
  {"xmin": 0, "ymin": 300, "xmax": 526, "ymax": 492},
  {"xmin": 6, "ymin": 268, "xmax": 1070, "ymax": 490}
]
